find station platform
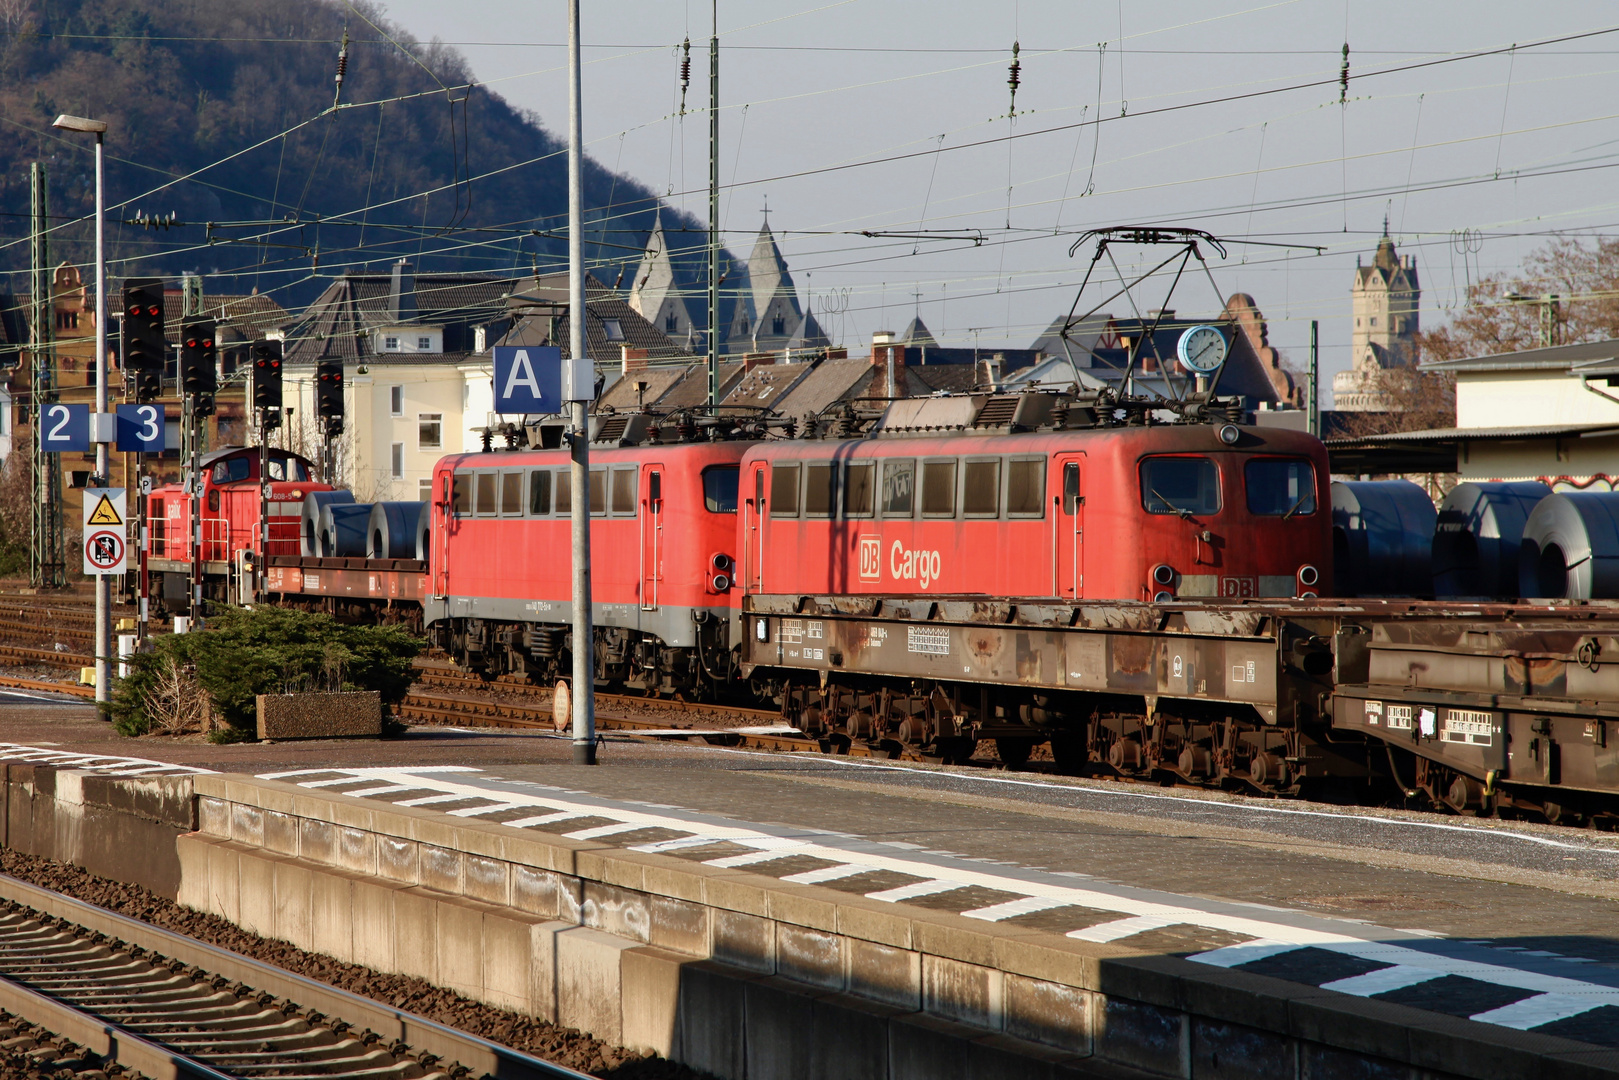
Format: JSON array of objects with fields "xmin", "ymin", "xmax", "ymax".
[{"xmin": 5, "ymin": 695, "xmax": 1619, "ymax": 1076}]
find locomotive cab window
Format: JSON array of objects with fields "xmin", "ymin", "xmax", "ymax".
[
  {"xmin": 475, "ymin": 472, "xmax": 498, "ymax": 516},
  {"xmin": 770, "ymin": 463, "xmax": 800, "ymax": 517},
  {"xmin": 804, "ymin": 463, "xmax": 836, "ymax": 518},
  {"xmin": 703, "ymin": 466, "xmax": 739, "ymax": 513},
  {"xmin": 1006, "ymin": 457, "xmax": 1046, "ymax": 517},
  {"xmin": 962, "ymin": 459, "xmax": 1001, "ymax": 518},
  {"xmin": 881, "ymin": 460, "xmax": 915, "ymax": 518},
  {"xmin": 1140, "ymin": 456, "xmax": 1220, "ymax": 516},
  {"xmin": 212, "ymin": 457, "xmax": 251, "ymax": 484},
  {"xmin": 921, "ymin": 459, "xmax": 957, "ymax": 518},
  {"xmin": 1246, "ymin": 458, "xmax": 1317, "ymax": 517},
  {"xmin": 843, "ymin": 462, "xmax": 875, "ymax": 518},
  {"xmin": 529, "ymin": 470, "xmax": 552, "ymax": 515},
  {"xmin": 611, "ymin": 468, "xmax": 637, "ymax": 515},
  {"xmin": 452, "ymin": 473, "xmax": 471, "ymax": 515},
  {"xmin": 501, "ymin": 471, "xmax": 524, "ymax": 516},
  {"xmin": 589, "ymin": 468, "xmax": 608, "ymax": 515}
]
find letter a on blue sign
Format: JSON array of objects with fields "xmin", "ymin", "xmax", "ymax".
[{"xmin": 492, "ymin": 345, "xmax": 563, "ymax": 415}]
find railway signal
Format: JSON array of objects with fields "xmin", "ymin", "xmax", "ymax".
[
  {"xmin": 120, "ymin": 278, "xmax": 164, "ymax": 404},
  {"xmin": 250, "ymin": 339, "xmax": 283, "ymax": 410},
  {"xmin": 316, "ymin": 360, "xmax": 344, "ymax": 426},
  {"xmin": 180, "ymin": 318, "xmax": 217, "ymax": 416}
]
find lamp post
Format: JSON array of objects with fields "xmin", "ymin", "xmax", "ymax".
[{"xmin": 52, "ymin": 113, "xmax": 111, "ymax": 706}]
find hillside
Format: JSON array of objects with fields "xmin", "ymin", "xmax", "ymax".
[{"xmin": 0, "ymin": 0, "xmax": 724, "ymax": 310}]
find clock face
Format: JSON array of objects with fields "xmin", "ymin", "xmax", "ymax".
[{"xmin": 1177, "ymin": 325, "xmax": 1227, "ymax": 374}]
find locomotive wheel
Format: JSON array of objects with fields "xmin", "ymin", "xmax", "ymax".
[{"xmin": 995, "ymin": 738, "xmax": 1033, "ymax": 770}]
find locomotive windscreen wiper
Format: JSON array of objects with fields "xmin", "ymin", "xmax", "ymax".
[
  {"xmin": 1151, "ymin": 488, "xmax": 1193, "ymax": 517},
  {"xmin": 1281, "ymin": 492, "xmax": 1314, "ymax": 520}
]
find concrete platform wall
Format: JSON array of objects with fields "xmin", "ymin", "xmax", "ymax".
[
  {"xmin": 168, "ymin": 774, "xmax": 1605, "ymax": 1080},
  {"xmin": 0, "ymin": 764, "xmax": 194, "ymax": 896}
]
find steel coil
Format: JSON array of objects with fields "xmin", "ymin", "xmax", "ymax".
[
  {"xmin": 1518, "ymin": 491, "xmax": 1619, "ymax": 599},
  {"xmin": 1331, "ymin": 480, "xmax": 1437, "ymax": 597},
  {"xmin": 318, "ymin": 503, "xmax": 372, "ymax": 558},
  {"xmin": 366, "ymin": 501, "xmax": 428, "ymax": 560},
  {"xmin": 1432, "ymin": 481, "xmax": 1551, "ymax": 599},
  {"xmin": 299, "ymin": 490, "xmax": 354, "ymax": 556}
]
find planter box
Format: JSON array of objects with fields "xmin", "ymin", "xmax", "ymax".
[{"xmin": 255, "ymin": 691, "xmax": 382, "ymax": 740}]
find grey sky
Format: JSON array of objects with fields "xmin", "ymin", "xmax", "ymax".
[{"xmin": 377, "ymin": 0, "xmax": 1619, "ymax": 397}]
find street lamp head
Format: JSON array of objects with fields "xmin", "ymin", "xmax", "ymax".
[{"xmin": 51, "ymin": 114, "xmax": 107, "ymax": 135}]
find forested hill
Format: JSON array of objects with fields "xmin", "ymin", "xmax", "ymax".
[{"xmin": 0, "ymin": 0, "xmax": 722, "ymax": 308}]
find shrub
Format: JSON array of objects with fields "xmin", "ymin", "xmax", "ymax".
[{"xmin": 107, "ymin": 606, "xmax": 423, "ymax": 738}]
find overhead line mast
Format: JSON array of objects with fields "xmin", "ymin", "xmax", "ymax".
[{"xmin": 707, "ymin": 1, "xmax": 719, "ymax": 408}]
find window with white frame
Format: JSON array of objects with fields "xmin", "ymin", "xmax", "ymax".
[
  {"xmin": 419, "ymin": 414, "xmax": 442, "ymax": 449},
  {"xmin": 417, "ymin": 336, "xmax": 431, "ymax": 350},
  {"xmin": 383, "ymin": 335, "xmax": 399, "ymax": 350},
  {"xmin": 390, "ymin": 442, "xmax": 404, "ymax": 479},
  {"xmin": 390, "ymin": 385, "xmax": 403, "ymax": 416},
  {"xmin": 418, "ymin": 478, "xmax": 432, "ymax": 501}
]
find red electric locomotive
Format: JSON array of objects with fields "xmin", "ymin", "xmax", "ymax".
[
  {"xmin": 739, "ymin": 396, "xmax": 1330, "ymax": 604},
  {"xmin": 424, "ymin": 433, "xmax": 750, "ymax": 693},
  {"xmin": 148, "ymin": 446, "xmax": 333, "ymax": 607}
]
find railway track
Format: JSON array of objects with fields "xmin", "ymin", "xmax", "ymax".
[{"xmin": 0, "ymin": 871, "xmax": 589, "ymax": 1080}]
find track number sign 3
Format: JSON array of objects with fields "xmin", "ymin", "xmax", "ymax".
[{"xmin": 82, "ymin": 487, "xmax": 127, "ymax": 576}]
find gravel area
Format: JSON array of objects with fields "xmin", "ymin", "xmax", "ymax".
[
  {"xmin": 0, "ymin": 850, "xmax": 711, "ymax": 1080},
  {"xmin": 0, "ymin": 1012, "xmax": 113, "ymax": 1080}
]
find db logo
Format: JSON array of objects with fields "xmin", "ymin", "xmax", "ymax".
[
  {"xmin": 1222, "ymin": 576, "xmax": 1257, "ymax": 598},
  {"xmin": 858, "ymin": 536, "xmax": 882, "ymax": 581}
]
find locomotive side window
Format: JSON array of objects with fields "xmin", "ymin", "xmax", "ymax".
[
  {"xmin": 881, "ymin": 460, "xmax": 915, "ymax": 517},
  {"xmin": 555, "ymin": 469, "xmax": 571, "ymax": 513},
  {"xmin": 843, "ymin": 462, "xmax": 875, "ymax": 518},
  {"xmin": 1140, "ymin": 456, "xmax": 1220, "ymax": 516},
  {"xmin": 589, "ymin": 468, "xmax": 608, "ymax": 515},
  {"xmin": 1006, "ymin": 457, "xmax": 1046, "ymax": 517},
  {"xmin": 770, "ymin": 463, "xmax": 800, "ymax": 517},
  {"xmin": 804, "ymin": 463, "xmax": 836, "ymax": 518},
  {"xmin": 921, "ymin": 459, "xmax": 957, "ymax": 517},
  {"xmin": 475, "ymin": 472, "xmax": 498, "ymax": 516},
  {"xmin": 611, "ymin": 468, "xmax": 637, "ymax": 515},
  {"xmin": 703, "ymin": 466, "xmax": 739, "ymax": 513},
  {"xmin": 963, "ymin": 459, "xmax": 1000, "ymax": 518},
  {"xmin": 530, "ymin": 471, "xmax": 552, "ymax": 515},
  {"xmin": 452, "ymin": 473, "xmax": 471, "ymax": 515},
  {"xmin": 501, "ymin": 471, "xmax": 524, "ymax": 516},
  {"xmin": 1246, "ymin": 458, "xmax": 1317, "ymax": 517}
]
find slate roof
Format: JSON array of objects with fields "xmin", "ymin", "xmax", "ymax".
[
  {"xmin": 596, "ymin": 364, "xmax": 690, "ymax": 412},
  {"xmin": 500, "ymin": 272, "xmax": 697, "ymax": 364},
  {"xmin": 285, "ymin": 265, "xmax": 516, "ymax": 363},
  {"xmin": 163, "ymin": 294, "xmax": 292, "ymax": 337}
]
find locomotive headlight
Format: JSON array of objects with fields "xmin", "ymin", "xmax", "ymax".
[
  {"xmin": 1218, "ymin": 423, "xmax": 1240, "ymax": 445},
  {"xmin": 1298, "ymin": 564, "xmax": 1319, "ymax": 587},
  {"xmin": 1152, "ymin": 563, "xmax": 1176, "ymax": 587},
  {"xmin": 712, "ymin": 573, "xmax": 732, "ymax": 592},
  {"xmin": 712, "ymin": 552, "xmax": 732, "ymax": 571}
]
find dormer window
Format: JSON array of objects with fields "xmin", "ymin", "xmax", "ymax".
[
  {"xmin": 383, "ymin": 335, "xmax": 399, "ymax": 350},
  {"xmin": 603, "ymin": 319, "xmax": 625, "ymax": 342},
  {"xmin": 417, "ymin": 336, "xmax": 431, "ymax": 350}
]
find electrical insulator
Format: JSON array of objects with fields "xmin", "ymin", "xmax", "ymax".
[
  {"xmin": 1339, "ymin": 43, "xmax": 1350, "ymax": 105},
  {"xmin": 1007, "ymin": 40, "xmax": 1021, "ymax": 114},
  {"xmin": 679, "ymin": 37, "xmax": 692, "ymax": 116}
]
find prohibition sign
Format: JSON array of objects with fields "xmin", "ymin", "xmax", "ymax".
[{"xmin": 84, "ymin": 529, "xmax": 125, "ymax": 572}]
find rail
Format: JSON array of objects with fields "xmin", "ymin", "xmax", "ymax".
[{"xmin": 0, "ymin": 871, "xmax": 591, "ymax": 1080}]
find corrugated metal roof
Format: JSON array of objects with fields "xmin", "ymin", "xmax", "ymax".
[
  {"xmin": 1419, "ymin": 338, "xmax": 1619, "ymax": 374},
  {"xmin": 1325, "ymin": 422, "xmax": 1619, "ymax": 446}
]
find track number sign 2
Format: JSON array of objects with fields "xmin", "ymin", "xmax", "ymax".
[
  {"xmin": 82, "ymin": 487, "xmax": 127, "ymax": 576},
  {"xmin": 41, "ymin": 403, "xmax": 91, "ymax": 452}
]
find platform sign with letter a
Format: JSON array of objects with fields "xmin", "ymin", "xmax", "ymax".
[
  {"xmin": 81, "ymin": 487, "xmax": 127, "ymax": 576},
  {"xmin": 492, "ymin": 345, "xmax": 563, "ymax": 414}
]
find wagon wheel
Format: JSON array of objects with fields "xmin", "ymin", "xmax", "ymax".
[{"xmin": 995, "ymin": 738, "xmax": 1033, "ymax": 770}]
